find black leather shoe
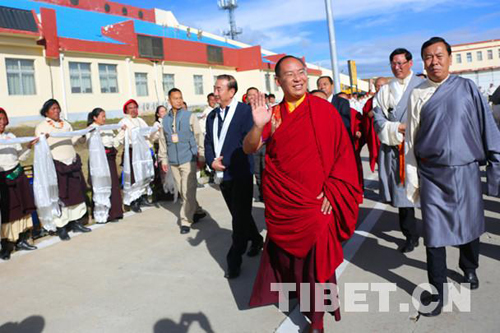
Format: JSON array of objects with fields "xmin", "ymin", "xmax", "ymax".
[
  {"xmin": 131, "ymin": 200, "xmax": 142, "ymax": 213},
  {"xmin": 247, "ymin": 239, "xmax": 264, "ymax": 257},
  {"xmin": 419, "ymin": 291, "xmax": 443, "ymax": 317},
  {"xmin": 224, "ymin": 267, "xmax": 241, "ymax": 279},
  {"xmin": 464, "ymin": 271, "xmax": 479, "ymax": 290},
  {"xmin": 180, "ymin": 226, "xmax": 191, "ymax": 234},
  {"xmin": 0, "ymin": 241, "xmax": 14, "ymax": 260},
  {"xmin": 15, "ymin": 240, "xmax": 37, "ymax": 251},
  {"xmin": 70, "ymin": 221, "xmax": 92, "ymax": 233},
  {"xmin": 57, "ymin": 227, "xmax": 71, "ymax": 241},
  {"xmin": 193, "ymin": 212, "xmax": 207, "ymax": 223},
  {"xmin": 399, "ymin": 238, "xmax": 419, "ymax": 253}
]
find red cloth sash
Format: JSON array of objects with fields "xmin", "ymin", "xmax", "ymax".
[{"xmin": 263, "ymin": 93, "xmax": 362, "ymax": 282}]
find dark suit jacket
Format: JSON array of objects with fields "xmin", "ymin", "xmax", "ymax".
[
  {"xmin": 204, "ymin": 101, "xmax": 254, "ymax": 181},
  {"xmin": 331, "ymin": 94, "xmax": 351, "ymax": 134}
]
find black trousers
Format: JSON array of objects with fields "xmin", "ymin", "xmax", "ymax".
[
  {"xmin": 426, "ymin": 238, "xmax": 480, "ymax": 301},
  {"xmin": 220, "ymin": 176, "xmax": 263, "ymax": 271},
  {"xmin": 253, "ymin": 146, "xmax": 266, "ymax": 201},
  {"xmin": 398, "ymin": 207, "xmax": 418, "ymax": 241}
]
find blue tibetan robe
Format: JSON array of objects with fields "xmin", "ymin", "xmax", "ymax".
[{"xmin": 414, "ymin": 75, "xmax": 500, "ymax": 247}]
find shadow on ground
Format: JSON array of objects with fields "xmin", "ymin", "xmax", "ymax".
[
  {"xmin": 0, "ymin": 316, "xmax": 45, "ymax": 333},
  {"xmin": 154, "ymin": 312, "xmax": 215, "ymax": 333}
]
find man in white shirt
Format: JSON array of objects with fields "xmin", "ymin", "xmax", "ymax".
[
  {"xmin": 373, "ymin": 48, "xmax": 424, "ymax": 253},
  {"xmin": 199, "ymin": 93, "xmax": 217, "ymax": 135}
]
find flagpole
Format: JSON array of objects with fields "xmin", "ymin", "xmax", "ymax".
[{"xmin": 324, "ymin": 0, "xmax": 342, "ymax": 94}]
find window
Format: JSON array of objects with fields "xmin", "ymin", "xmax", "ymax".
[
  {"xmin": 466, "ymin": 52, "xmax": 472, "ymax": 62},
  {"xmin": 69, "ymin": 62, "xmax": 92, "ymax": 94},
  {"xmin": 207, "ymin": 45, "xmax": 223, "ymax": 64},
  {"xmin": 99, "ymin": 64, "xmax": 118, "ymax": 93},
  {"xmin": 265, "ymin": 73, "xmax": 271, "ymax": 93},
  {"xmin": 213, "ymin": 75, "xmax": 218, "ymax": 85},
  {"xmin": 135, "ymin": 72, "xmax": 148, "ymax": 96},
  {"xmin": 477, "ymin": 51, "xmax": 483, "ymax": 61},
  {"xmin": 5, "ymin": 58, "xmax": 36, "ymax": 95},
  {"xmin": 498, "ymin": 48, "xmax": 500, "ymax": 58},
  {"xmin": 194, "ymin": 75, "xmax": 204, "ymax": 95},
  {"xmin": 137, "ymin": 35, "xmax": 163, "ymax": 59},
  {"xmin": 163, "ymin": 74, "xmax": 175, "ymax": 94},
  {"xmin": 456, "ymin": 54, "xmax": 462, "ymax": 64},
  {"xmin": 487, "ymin": 50, "xmax": 493, "ymax": 60},
  {"xmin": 274, "ymin": 75, "xmax": 279, "ymax": 91}
]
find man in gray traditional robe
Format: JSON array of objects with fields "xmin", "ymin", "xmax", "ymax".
[
  {"xmin": 374, "ymin": 48, "xmax": 424, "ymax": 253},
  {"xmin": 406, "ymin": 37, "xmax": 500, "ymax": 317}
]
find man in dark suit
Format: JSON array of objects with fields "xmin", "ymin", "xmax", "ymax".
[
  {"xmin": 204, "ymin": 74, "xmax": 264, "ymax": 279},
  {"xmin": 317, "ymin": 76, "xmax": 351, "ymax": 134}
]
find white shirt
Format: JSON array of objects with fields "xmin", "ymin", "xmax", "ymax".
[
  {"xmin": 35, "ymin": 118, "xmax": 81, "ymax": 164},
  {"xmin": 375, "ymin": 71, "xmax": 414, "ymax": 146},
  {"xmin": 405, "ymin": 75, "xmax": 450, "ymax": 203},
  {"xmin": 0, "ymin": 132, "xmax": 30, "ymax": 171},
  {"xmin": 114, "ymin": 115, "xmax": 152, "ymax": 148},
  {"xmin": 199, "ymin": 105, "xmax": 215, "ymax": 134},
  {"xmin": 86, "ymin": 123, "xmax": 119, "ymax": 149}
]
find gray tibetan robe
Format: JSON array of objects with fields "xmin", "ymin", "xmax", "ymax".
[
  {"xmin": 415, "ymin": 75, "xmax": 500, "ymax": 247},
  {"xmin": 374, "ymin": 75, "xmax": 424, "ymax": 207}
]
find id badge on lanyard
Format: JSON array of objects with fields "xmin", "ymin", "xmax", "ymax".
[{"xmin": 171, "ymin": 133, "xmax": 179, "ymax": 143}]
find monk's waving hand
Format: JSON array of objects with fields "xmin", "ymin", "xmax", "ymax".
[
  {"xmin": 251, "ymin": 92, "xmax": 271, "ymax": 129},
  {"xmin": 244, "ymin": 93, "xmax": 271, "ymax": 154}
]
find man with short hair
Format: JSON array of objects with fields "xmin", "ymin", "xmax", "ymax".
[
  {"xmin": 317, "ymin": 76, "xmax": 351, "ymax": 134},
  {"xmin": 373, "ymin": 48, "xmax": 424, "ymax": 253},
  {"xmin": 199, "ymin": 93, "xmax": 217, "ymax": 134},
  {"xmin": 246, "ymin": 87, "xmax": 259, "ymax": 105},
  {"xmin": 205, "ymin": 75, "xmax": 264, "ymax": 279},
  {"xmin": 245, "ymin": 55, "xmax": 361, "ymax": 332},
  {"xmin": 268, "ymin": 94, "xmax": 276, "ymax": 105},
  {"xmin": 159, "ymin": 88, "xmax": 206, "ymax": 234},
  {"xmin": 361, "ymin": 77, "xmax": 388, "ymax": 174},
  {"xmin": 406, "ymin": 37, "xmax": 500, "ymax": 316}
]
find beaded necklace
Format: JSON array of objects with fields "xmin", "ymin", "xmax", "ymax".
[{"xmin": 47, "ymin": 119, "xmax": 64, "ymax": 129}]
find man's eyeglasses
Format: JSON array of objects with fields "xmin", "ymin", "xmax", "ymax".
[{"xmin": 390, "ymin": 61, "xmax": 409, "ymax": 68}]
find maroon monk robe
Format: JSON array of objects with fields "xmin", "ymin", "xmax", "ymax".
[
  {"xmin": 250, "ymin": 94, "xmax": 362, "ymax": 323},
  {"xmin": 350, "ymin": 108, "xmax": 364, "ymax": 191},
  {"xmin": 361, "ymin": 97, "xmax": 380, "ymax": 172}
]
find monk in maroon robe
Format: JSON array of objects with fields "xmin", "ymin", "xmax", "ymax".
[
  {"xmin": 350, "ymin": 107, "xmax": 365, "ymax": 190},
  {"xmin": 243, "ymin": 55, "xmax": 362, "ymax": 333},
  {"xmin": 361, "ymin": 97, "xmax": 380, "ymax": 173}
]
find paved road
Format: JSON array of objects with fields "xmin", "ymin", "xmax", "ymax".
[{"xmin": 1, "ymin": 150, "xmax": 499, "ymax": 333}]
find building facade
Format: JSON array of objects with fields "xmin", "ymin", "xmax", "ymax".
[
  {"xmin": 450, "ymin": 39, "xmax": 500, "ymax": 93},
  {"xmin": 0, "ymin": 0, "xmax": 369, "ymax": 125}
]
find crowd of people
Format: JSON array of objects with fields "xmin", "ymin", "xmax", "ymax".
[{"xmin": 1, "ymin": 36, "xmax": 499, "ymax": 333}]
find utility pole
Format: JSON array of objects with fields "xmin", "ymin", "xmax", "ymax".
[{"xmin": 324, "ymin": 0, "xmax": 342, "ymax": 94}]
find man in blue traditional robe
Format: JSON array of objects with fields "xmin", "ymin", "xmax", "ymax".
[{"xmin": 406, "ymin": 37, "xmax": 500, "ymax": 317}]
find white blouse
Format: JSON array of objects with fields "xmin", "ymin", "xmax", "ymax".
[{"xmin": 0, "ymin": 132, "xmax": 31, "ymax": 172}]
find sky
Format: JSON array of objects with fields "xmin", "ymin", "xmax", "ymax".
[{"xmin": 118, "ymin": 0, "xmax": 500, "ymax": 78}]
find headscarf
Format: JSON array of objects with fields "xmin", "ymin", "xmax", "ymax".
[{"xmin": 123, "ymin": 99, "xmax": 139, "ymax": 114}]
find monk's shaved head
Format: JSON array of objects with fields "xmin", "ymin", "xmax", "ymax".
[{"xmin": 375, "ymin": 77, "xmax": 389, "ymax": 92}]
